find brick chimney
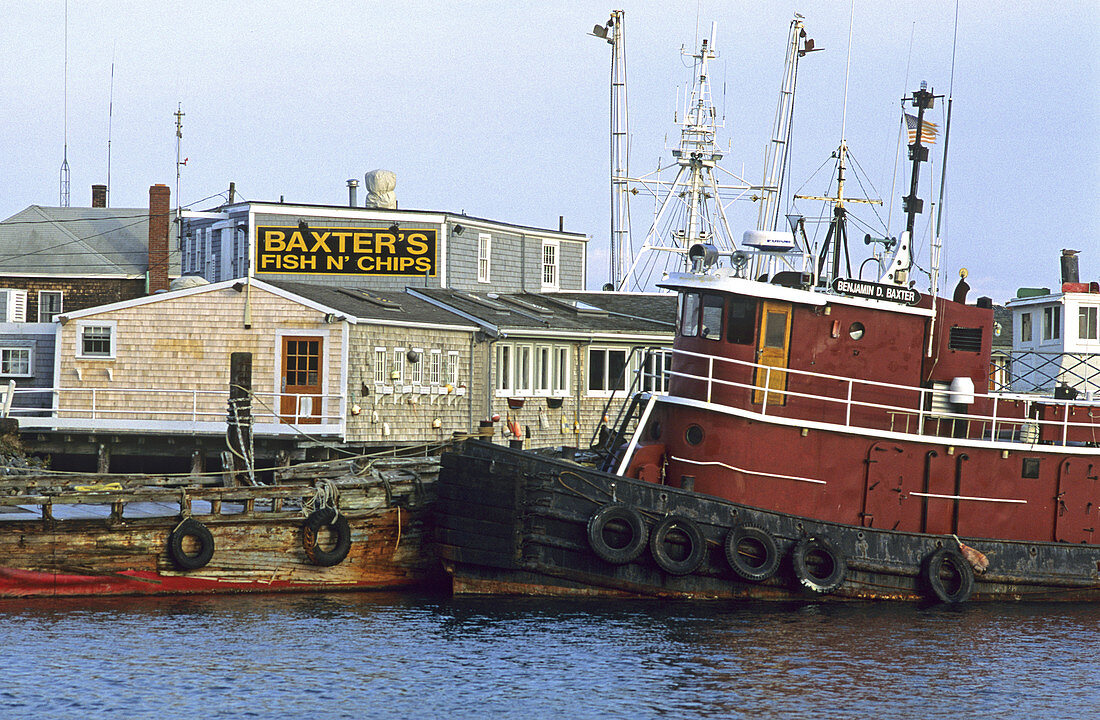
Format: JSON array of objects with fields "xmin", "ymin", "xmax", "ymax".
[
  {"xmin": 148, "ymin": 184, "xmax": 171, "ymax": 293},
  {"xmin": 91, "ymin": 184, "xmax": 107, "ymax": 208}
]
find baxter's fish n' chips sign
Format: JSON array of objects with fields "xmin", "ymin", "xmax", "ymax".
[{"xmin": 256, "ymin": 226, "xmax": 437, "ymax": 276}]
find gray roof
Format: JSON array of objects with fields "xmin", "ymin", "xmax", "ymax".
[
  {"xmin": 409, "ymin": 288, "xmax": 676, "ymax": 336},
  {"xmin": 0, "ymin": 205, "xmax": 180, "ymax": 277},
  {"xmin": 265, "ymin": 280, "xmax": 478, "ymax": 328}
]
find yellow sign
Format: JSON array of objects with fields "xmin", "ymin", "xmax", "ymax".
[{"xmin": 256, "ymin": 226, "xmax": 437, "ymax": 276}]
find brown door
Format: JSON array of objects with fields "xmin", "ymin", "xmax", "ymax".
[
  {"xmin": 753, "ymin": 301, "xmax": 792, "ymax": 405},
  {"xmin": 280, "ymin": 336, "xmax": 323, "ymax": 424}
]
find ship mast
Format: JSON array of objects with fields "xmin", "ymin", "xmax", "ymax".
[{"xmin": 619, "ymin": 23, "xmax": 739, "ymax": 290}]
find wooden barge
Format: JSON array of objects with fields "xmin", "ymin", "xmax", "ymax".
[{"xmin": 0, "ymin": 454, "xmax": 441, "ymax": 598}]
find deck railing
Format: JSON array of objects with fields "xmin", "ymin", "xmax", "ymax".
[
  {"xmin": 7, "ymin": 386, "xmax": 345, "ymax": 436},
  {"xmin": 669, "ymin": 348, "xmax": 1099, "ymax": 449},
  {"xmin": 989, "ymin": 350, "xmax": 1100, "ymax": 396}
]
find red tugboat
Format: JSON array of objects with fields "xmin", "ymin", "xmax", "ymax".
[{"xmin": 435, "ymin": 25, "xmax": 1099, "ymax": 602}]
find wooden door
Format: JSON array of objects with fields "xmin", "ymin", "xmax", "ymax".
[
  {"xmin": 280, "ymin": 336, "xmax": 323, "ymax": 424},
  {"xmin": 753, "ymin": 301, "xmax": 792, "ymax": 405}
]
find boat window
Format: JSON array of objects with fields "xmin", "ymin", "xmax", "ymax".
[
  {"xmin": 700, "ymin": 295, "xmax": 724, "ymax": 341},
  {"xmin": 849, "ymin": 322, "xmax": 865, "ymax": 341},
  {"xmin": 680, "ymin": 293, "xmax": 700, "ymax": 337},
  {"xmin": 726, "ymin": 296, "xmax": 756, "ymax": 344},
  {"xmin": 763, "ymin": 311, "xmax": 788, "ymax": 348}
]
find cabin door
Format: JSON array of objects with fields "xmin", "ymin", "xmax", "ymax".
[
  {"xmin": 752, "ymin": 301, "xmax": 792, "ymax": 405},
  {"xmin": 280, "ymin": 336, "xmax": 324, "ymax": 424}
]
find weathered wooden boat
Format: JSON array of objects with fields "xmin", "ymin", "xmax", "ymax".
[
  {"xmin": 434, "ymin": 26, "xmax": 1099, "ymax": 602},
  {"xmin": 0, "ymin": 455, "xmax": 441, "ymax": 598}
]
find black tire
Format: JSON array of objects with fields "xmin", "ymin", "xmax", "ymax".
[
  {"xmin": 922, "ymin": 547, "xmax": 974, "ymax": 604},
  {"xmin": 167, "ymin": 518, "xmax": 215, "ymax": 571},
  {"xmin": 724, "ymin": 525, "xmax": 780, "ymax": 582},
  {"xmin": 649, "ymin": 515, "xmax": 706, "ymax": 576},
  {"xmin": 587, "ymin": 504, "xmax": 648, "ymax": 564},
  {"xmin": 791, "ymin": 536, "xmax": 847, "ymax": 593},
  {"xmin": 302, "ymin": 508, "xmax": 352, "ymax": 566}
]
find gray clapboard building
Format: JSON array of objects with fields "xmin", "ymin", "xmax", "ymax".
[{"xmin": 181, "ymin": 200, "xmax": 587, "ymax": 294}]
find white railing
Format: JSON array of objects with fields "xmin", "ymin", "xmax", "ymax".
[
  {"xmin": 7, "ymin": 386, "xmax": 345, "ymax": 436},
  {"xmin": 668, "ymin": 348, "xmax": 1099, "ymax": 448}
]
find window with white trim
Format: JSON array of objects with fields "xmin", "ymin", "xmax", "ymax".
[
  {"xmin": 641, "ymin": 347, "xmax": 673, "ymax": 393},
  {"xmin": 392, "ymin": 347, "xmax": 406, "ymax": 385},
  {"xmin": 542, "ymin": 241, "xmax": 559, "ymax": 290},
  {"xmin": 373, "ymin": 347, "xmax": 388, "ymax": 385},
  {"xmin": 1020, "ymin": 312, "xmax": 1032, "ymax": 343},
  {"xmin": 535, "ymin": 345, "xmax": 552, "ymax": 394},
  {"xmin": 0, "ymin": 346, "xmax": 32, "ymax": 377},
  {"xmin": 77, "ymin": 322, "xmax": 115, "ymax": 359},
  {"xmin": 496, "ymin": 344, "xmax": 512, "ymax": 393},
  {"xmin": 1079, "ymin": 306, "xmax": 1098, "ymax": 341},
  {"xmin": 409, "ymin": 348, "xmax": 424, "ymax": 386},
  {"xmin": 1042, "ymin": 305, "xmax": 1061, "ymax": 341},
  {"xmin": 587, "ymin": 347, "xmax": 628, "ymax": 395},
  {"xmin": 429, "ymin": 350, "xmax": 442, "ymax": 386},
  {"xmin": 514, "ymin": 344, "xmax": 532, "ymax": 394},
  {"xmin": 478, "ymin": 233, "xmax": 492, "ymax": 283},
  {"xmin": 38, "ymin": 290, "xmax": 63, "ymax": 323},
  {"xmin": 553, "ymin": 346, "xmax": 570, "ymax": 395},
  {"xmin": 447, "ymin": 351, "xmax": 461, "ymax": 387},
  {"xmin": 0, "ymin": 289, "xmax": 27, "ymax": 323}
]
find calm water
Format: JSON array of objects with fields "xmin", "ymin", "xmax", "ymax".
[{"xmin": 0, "ymin": 593, "xmax": 1096, "ymax": 719}]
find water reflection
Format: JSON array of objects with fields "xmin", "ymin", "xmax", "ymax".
[{"xmin": 1, "ymin": 594, "xmax": 1096, "ymax": 719}]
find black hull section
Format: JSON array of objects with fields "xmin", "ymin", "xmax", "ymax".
[{"xmin": 436, "ymin": 441, "xmax": 1100, "ymax": 602}]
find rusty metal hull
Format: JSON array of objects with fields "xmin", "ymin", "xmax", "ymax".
[
  {"xmin": 0, "ymin": 457, "xmax": 442, "ymax": 599},
  {"xmin": 436, "ymin": 442, "xmax": 1100, "ymax": 602}
]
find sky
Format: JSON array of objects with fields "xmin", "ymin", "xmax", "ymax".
[{"xmin": 1, "ymin": 0, "xmax": 1096, "ymax": 302}]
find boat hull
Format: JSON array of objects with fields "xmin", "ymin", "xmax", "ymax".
[
  {"xmin": 0, "ymin": 458, "xmax": 443, "ymax": 599},
  {"xmin": 436, "ymin": 441, "xmax": 1100, "ymax": 602}
]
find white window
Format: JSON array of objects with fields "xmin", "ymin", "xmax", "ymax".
[
  {"xmin": 588, "ymin": 347, "xmax": 628, "ymax": 395},
  {"xmin": 392, "ymin": 348, "xmax": 405, "ymax": 385},
  {"xmin": 542, "ymin": 241, "xmax": 559, "ymax": 290},
  {"xmin": 0, "ymin": 347, "xmax": 32, "ymax": 377},
  {"xmin": 38, "ymin": 290, "xmax": 63, "ymax": 323},
  {"xmin": 0, "ymin": 289, "xmax": 27, "ymax": 322},
  {"xmin": 1043, "ymin": 305, "xmax": 1061, "ymax": 341},
  {"xmin": 1079, "ymin": 306, "xmax": 1098, "ymax": 341},
  {"xmin": 514, "ymin": 344, "xmax": 532, "ymax": 394},
  {"xmin": 535, "ymin": 345, "xmax": 553, "ymax": 395},
  {"xmin": 429, "ymin": 350, "xmax": 442, "ymax": 386},
  {"xmin": 553, "ymin": 346, "xmax": 570, "ymax": 395},
  {"xmin": 410, "ymin": 348, "xmax": 425, "ymax": 386},
  {"xmin": 77, "ymin": 321, "xmax": 116, "ymax": 359},
  {"xmin": 478, "ymin": 233, "xmax": 492, "ymax": 283},
  {"xmin": 1020, "ymin": 312, "xmax": 1032, "ymax": 343},
  {"xmin": 447, "ymin": 351, "xmax": 461, "ymax": 387},
  {"xmin": 641, "ymin": 347, "xmax": 673, "ymax": 393},
  {"xmin": 373, "ymin": 347, "xmax": 388, "ymax": 385},
  {"xmin": 496, "ymin": 344, "xmax": 512, "ymax": 392}
]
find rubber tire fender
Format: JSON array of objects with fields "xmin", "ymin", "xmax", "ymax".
[
  {"xmin": 302, "ymin": 508, "xmax": 352, "ymax": 567},
  {"xmin": 168, "ymin": 518, "xmax": 215, "ymax": 571},
  {"xmin": 649, "ymin": 515, "xmax": 707, "ymax": 576},
  {"xmin": 922, "ymin": 547, "xmax": 974, "ymax": 604},
  {"xmin": 724, "ymin": 525, "xmax": 780, "ymax": 582},
  {"xmin": 791, "ymin": 536, "xmax": 847, "ymax": 594},
  {"xmin": 587, "ymin": 504, "xmax": 648, "ymax": 564}
]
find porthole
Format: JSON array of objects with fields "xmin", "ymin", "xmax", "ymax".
[
  {"xmin": 685, "ymin": 424, "xmax": 704, "ymax": 446},
  {"xmin": 848, "ymin": 322, "xmax": 865, "ymax": 341}
]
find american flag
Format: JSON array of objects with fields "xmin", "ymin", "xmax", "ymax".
[{"xmin": 905, "ymin": 113, "xmax": 938, "ymax": 144}]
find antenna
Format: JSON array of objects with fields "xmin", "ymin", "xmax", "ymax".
[
  {"xmin": 107, "ymin": 55, "xmax": 115, "ymax": 208},
  {"xmin": 175, "ymin": 103, "xmax": 185, "ymax": 247},
  {"xmin": 592, "ymin": 10, "xmax": 632, "ymax": 290},
  {"xmin": 59, "ymin": 0, "xmax": 70, "ymax": 207}
]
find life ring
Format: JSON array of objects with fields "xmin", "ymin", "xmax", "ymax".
[
  {"xmin": 167, "ymin": 518, "xmax": 215, "ymax": 571},
  {"xmin": 790, "ymin": 536, "xmax": 847, "ymax": 593},
  {"xmin": 587, "ymin": 504, "xmax": 648, "ymax": 564},
  {"xmin": 724, "ymin": 525, "xmax": 780, "ymax": 582},
  {"xmin": 922, "ymin": 547, "xmax": 974, "ymax": 604},
  {"xmin": 302, "ymin": 507, "xmax": 352, "ymax": 566},
  {"xmin": 649, "ymin": 515, "xmax": 706, "ymax": 576}
]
